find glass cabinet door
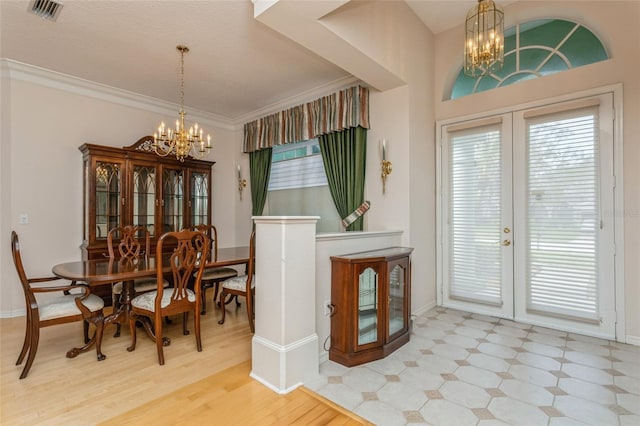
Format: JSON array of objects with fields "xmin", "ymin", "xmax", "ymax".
[
  {"xmin": 132, "ymin": 164, "xmax": 157, "ymax": 238},
  {"xmin": 358, "ymin": 267, "xmax": 379, "ymax": 346},
  {"xmin": 190, "ymin": 170, "xmax": 209, "ymax": 226},
  {"xmin": 388, "ymin": 263, "xmax": 406, "ymax": 337},
  {"xmin": 95, "ymin": 160, "xmax": 123, "ymax": 240},
  {"xmin": 162, "ymin": 167, "xmax": 184, "ymax": 233}
]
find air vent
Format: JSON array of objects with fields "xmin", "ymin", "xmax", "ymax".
[{"xmin": 28, "ymin": 0, "xmax": 63, "ymax": 21}]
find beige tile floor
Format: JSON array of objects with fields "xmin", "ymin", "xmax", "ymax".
[{"xmin": 306, "ymin": 307, "xmax": 640, "ymax": 426}]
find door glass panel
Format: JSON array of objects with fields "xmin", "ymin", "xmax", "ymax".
[
  {"xmin": 358, "ymin": 267, "xmax": 378, "ymax": 345},
  {"xmin": 95, "ymin": 161, "xmax": 121, "ymax": 240},
  {"xmin": 526, "ymin": 108, "xmax": 600, "ymax": 321},
  {"xmin": 163, "ymin": 168, "xmax": 183, "ymax": 233},
  {"xmin": 133, "ymin": 165, "xmax": 156, "ymax": 237},
  {"xmin": 191, "ymin": 171, "xmax": 208, "ymax": 226},
  {"xmin": 388, "ymin": 265, "xmax": 405, "ymax": 336},
  {"xmin": 448, "ymin": 124, "xmax": 503, "ymax": 305}
]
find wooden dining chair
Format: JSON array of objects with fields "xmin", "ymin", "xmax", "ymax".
[
  {"xmin": 127, "ymin": 229, "xmax": 209, "ymax": 365},
  {"xmin": 107, "ymin": 225, "xmax": 169, "ymax": 337},
  {"xmin": 218, "ymin": 230, "xmax": 256, "ymax": 333},
  {"xmin": 11, "ymin": 231, "xmax": 106, "ymax": 379},
  {"xmin": 192, "ymin": 225, "xmax": 238, "ymax": 315}
]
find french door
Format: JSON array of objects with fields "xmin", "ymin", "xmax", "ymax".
[{"xmin": 439, "ymin": 93, "xmax": 616, "ymax": 338}]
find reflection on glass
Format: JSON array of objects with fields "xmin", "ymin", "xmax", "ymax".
[
  {"xmin": 358, "ymin": 267, "xmax": 378, "ymax": 345},
  {"xmin": 389, "ymin": 265, "xmax": 405, "ymax": 336},
  {"xmin": 95, "ymin": 161, "xmax": 121, "ymax": 240},
  {"xmin": 163, "ymin": 168, "xmax": 184, "ymax": 232},
  {"xmin": 191, "ymin": 171, "xmax": 208, "ymax": 226},
  {"xmin": 133, "ymin": 165, "xmax": 156, "ymax": 237}
]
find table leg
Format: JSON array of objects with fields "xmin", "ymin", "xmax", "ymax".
[
  {"xmin": 66, "ymin": 311, "xmax": 106, "ymax": 361},
  {"xmin": 104, "ymin": 280, "xmax": 135, "ymax": 331}
]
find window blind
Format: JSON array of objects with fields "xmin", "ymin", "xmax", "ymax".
[
  {"xmin": 526, "ymin": 107, "xmax": 599, "ymax": 321},
  {"xmin": 448, "ymin": 124, "xmax": 503, "ymax": 305}
]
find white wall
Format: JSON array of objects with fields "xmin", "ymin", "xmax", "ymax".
[{"xmin": 433, "ymin": 1, "xmax": 640, "ymax": 342}]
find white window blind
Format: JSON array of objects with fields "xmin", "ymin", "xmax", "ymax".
[
  {"xmin": 269, "ymin": 154, "xmax": 327, "ymax": 190},
  {"xmin": 448, "ymin": 124, "xmax": 503, "ymax": 305},
  {"xmin": 269, "ymin": 139, "xmax": 327, "ymax": 191},
  {"xmin": 526, "ymin": 107, "xmax": 599, "ymax": 321}
]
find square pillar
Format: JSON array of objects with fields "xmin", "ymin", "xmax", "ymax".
[{"xmin": 250, "ymin": 216, "xmax": 320, "ymax": 393}]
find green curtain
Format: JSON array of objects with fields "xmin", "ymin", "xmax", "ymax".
[
  {"xmin": 249, "ymin": 148, "xmax": 272, "ymax": 216},
  {"xmin": 319, "ymin": 126, "xmax": 367, "ymax": 231}
]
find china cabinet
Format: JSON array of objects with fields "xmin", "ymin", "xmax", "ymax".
[
  {"xmin": 79, "ymin": 136, "xmax": 214, "ymax": 261},
  {"xmin": 329, "ymin": 247, "xmax": 413, "ymax": 367}
]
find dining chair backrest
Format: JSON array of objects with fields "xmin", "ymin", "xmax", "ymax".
[
  {"xmin": 155, "ymin": 229, "xmax": 210, "ymax": 311},
  {"xmin": 192, "ymin": 224, "xmax": 219, "ymax": 262},
  {"xmin": 107, "ymin": 225, "xmax": 151, "ymax": 260},
  {"xmin": 11, "ymin": 231, "xmax": 36, "ymax": 308},
  {"xmin": 246, "ymin": 230, "xmax": 256, "ymax": 288}
]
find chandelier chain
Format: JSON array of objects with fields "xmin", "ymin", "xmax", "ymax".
[{"xmin": 152, "ymin": 45, "xmax": 211, "ymax": 162}]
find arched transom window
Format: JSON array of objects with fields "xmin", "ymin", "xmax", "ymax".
[{"xmin": 450, "ymin": 19, "xmax": 608, "ymax": 99}]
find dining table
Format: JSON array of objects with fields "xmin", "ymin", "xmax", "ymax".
[{"xmin": 52, "ymin": 246, "xmax": 250, "ymax": 359}]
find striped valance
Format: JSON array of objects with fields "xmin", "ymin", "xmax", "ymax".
[{"xmin": 243, "ymin": 85, "xmax": 370, "ymax": 153}]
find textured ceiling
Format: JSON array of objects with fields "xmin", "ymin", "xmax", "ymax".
[{"xmin": 1, "ymin": 0, "xmax": 480, "ymax": 123}]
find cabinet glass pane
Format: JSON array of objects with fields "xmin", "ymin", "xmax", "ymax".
[
  {"xmin": 84, "ymin": 159, "xmax": 89, "ymax": 240},
  {"xmin": 191, "ymin": 171, "xmax": 209, "ymax": 226},
  {"xmin": 133, "ymin": 165, "xmax": 156, "ymax": 237},
  {"xmin": 95, "ymin": 161, "xmax": 121, "ymax": 240},
  {"xmin": 389, "ymin": 265, "xmax": 405, "ymax": 336},
  {"xmin": 163, "ymin": 168, "xmax": 184, "ymax": 232},
  {"xmin": 358, "ymin": 267, "xmax": 378, "ymax": 345}
]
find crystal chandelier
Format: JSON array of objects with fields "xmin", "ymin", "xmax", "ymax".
[
  {"xmin": 153, "ymin": 45, "xmax": 211, "ymax": 162},
  {"xmin": 464, "ymin": 0, "xmax": 504, "ymax": 77}
]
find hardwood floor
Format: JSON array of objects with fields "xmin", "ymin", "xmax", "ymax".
[
  {"xmin": 101, "ymin": 360, "xmax": 367, "ymax": 426},
  {"xmin": 1, "ymin": 302, "xmax": 369, "ymax": 425}
]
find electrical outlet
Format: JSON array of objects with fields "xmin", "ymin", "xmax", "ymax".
[
  {"xmin": 19, "ymin": 213, "xmax": 29, "ymax": 225},
  {"xmin": 323, "ymin": 300, "xmax": 332, "ymax": 316}
]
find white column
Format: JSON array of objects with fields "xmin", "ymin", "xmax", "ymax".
[{"xmin": 250, "ymin": 216, "xmax": 320, "ymax": 394}]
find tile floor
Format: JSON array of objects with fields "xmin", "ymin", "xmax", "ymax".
[{"xmin": 306, "ymin": 307, "xmax": 640, "ymax": 426}]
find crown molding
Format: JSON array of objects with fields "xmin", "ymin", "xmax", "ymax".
[
  {"xmin": 2, "ymin": 58, "xmax": 364, "ymax": 130},
  {"xmin": 1, "ymin": 58, "xmax": 236, "ymax": 130}
]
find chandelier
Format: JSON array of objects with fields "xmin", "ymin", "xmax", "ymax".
[
  {"xmin": 464, "ymin": 0, "xmax": 504, "ymax": 77},
  {"xmin": 153, "ymin": 45, "xmax": 211, "ymax": 162}
]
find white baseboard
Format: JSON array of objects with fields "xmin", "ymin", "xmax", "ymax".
[
  {"xmin": 412, "ymin": 300, "xmax": 437, "ymax": 318},
  {"xmin": 0, "ymin": 309, "xmax": 25, "ymax": 319},
  {"xmin": 624, "ymin": 334, "xmax": 640, "ymax": 346}
]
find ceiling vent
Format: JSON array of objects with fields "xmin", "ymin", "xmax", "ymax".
[{"xmin": 28, "ymin": 0, "xmax": 63, "ymax": 21}]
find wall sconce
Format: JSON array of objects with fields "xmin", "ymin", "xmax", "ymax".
[
  {"xmin": 237, "ymin": 164, "xmax": 247, "ymax": 200},
  {"xmin": 380, "ymin": 139, "xmax": 392, "ymax": 194}
]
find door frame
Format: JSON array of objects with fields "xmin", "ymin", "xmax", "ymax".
[{"xmin": 435, "ymin": 84, "xmax": 625, "ymax": 341}]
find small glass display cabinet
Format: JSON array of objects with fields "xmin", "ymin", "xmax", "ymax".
[{"xmin": 330, "ymin": 247, "xmax": 413, "ymax": 367}]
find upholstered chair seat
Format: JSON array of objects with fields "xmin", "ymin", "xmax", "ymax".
[
  {"xmin": 220, "ymin": 275, "xmax": 255, "ymax": 292},
  {"xmin": 39, "ymin": 294, "xmax": 104, "ymax": 321},
  {"xmin": 131, "ymin": 288, "xmax": 196, "ymax": 311}
]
